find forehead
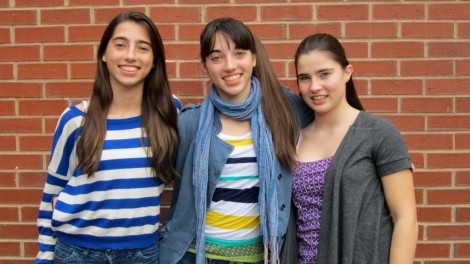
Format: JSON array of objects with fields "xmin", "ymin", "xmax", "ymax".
[
  {"xmin": 297, "ymin": 50, "xmax": 338, "ymax": 70},
  {"xmin": 211, "ymin": 32, "xmax": 236, "ymax": 51},
  {"xmin": 111, "ymin": 21, "xmax": 151, "ymax": 42}
]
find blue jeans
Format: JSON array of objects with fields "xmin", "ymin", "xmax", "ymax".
[
  {"xmin": 54, "ymin": 240, "xmax": 159, "ymax": 264},
  {"xmin": 178, "ymin": 251, "xmax": 263, "ymax": 264}
]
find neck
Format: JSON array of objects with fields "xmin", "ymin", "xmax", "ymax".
[
  {"xmin": 313, "ymin": 103, "xmax": 359, "ymax": 130},
  {"xmin": 108, "ymin": 87, "xmax": 143, "ymax": 119}
]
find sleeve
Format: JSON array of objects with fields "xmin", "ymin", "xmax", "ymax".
[
  {"xmin": 173, "ymin": 94, "xmax": 183, "ymax": 112},
  {"xmin": 35, "ymin": 108, "xmax": 81, "ymax": 264},
  {"xmin": 373, "ymin": 118, "xmax": 412, "ymax": 177}
]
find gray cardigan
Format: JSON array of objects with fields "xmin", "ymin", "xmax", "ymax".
[{"xmin": 313, "ymin": 111, "xmax": 412, "ymax": 263}]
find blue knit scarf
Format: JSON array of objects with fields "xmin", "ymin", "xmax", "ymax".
[{"xmin": 192, "ymin": 77, "xmax": 279, "ymax": 264}]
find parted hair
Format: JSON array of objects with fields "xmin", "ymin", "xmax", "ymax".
[
  {"xmin": 200, "ymin": 17, "xmax": 298, "ymax": 169},
  {"xmin": 77, "ymin": 11, "xmax": 179, "ymax": 182}
]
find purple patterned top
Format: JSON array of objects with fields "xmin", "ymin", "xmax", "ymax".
[{"xmin": 292, "ymin": 157, "xmax": 332, "ymax": 264}]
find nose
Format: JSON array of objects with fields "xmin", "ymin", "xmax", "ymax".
[
  {"xmin": 125, "ymin": 46, "xmax": 137, "ymax": 61},
  {"xmin": 310, "ymin": 79, "xmax": 321, "ymax": 92},
  {"xmin": 224, "ymin": 56, "xmax": 235, "ymax": 71}
]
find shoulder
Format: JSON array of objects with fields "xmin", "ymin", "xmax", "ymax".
[
  {"xmin": 356, "ymin": 111, "xmax": 398, "ymax": 132},
  {"xmin": 178, "ymin": 103, "xmax": 202, "ymax": 132}
]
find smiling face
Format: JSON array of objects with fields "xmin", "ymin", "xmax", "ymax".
[
  {"xmin": 203, "ymin": 33, "xmax": 256, "ymax": 104},
  {"xmin": 297, "ymin": 50, "xmax": 352, "ymax": 115},
  {"xmin": 102, "ymin": 21, "xmax": 154, "ymax": 92}
]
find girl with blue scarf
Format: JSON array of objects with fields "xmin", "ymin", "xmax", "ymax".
[{"xmin": 159, "ymin": 18, "xmax": 303, "ymax": 264}]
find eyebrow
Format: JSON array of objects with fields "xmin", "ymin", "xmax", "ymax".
[{"xmin": 111, "ymin": 36, "xmax": 151, "ymax": 46}]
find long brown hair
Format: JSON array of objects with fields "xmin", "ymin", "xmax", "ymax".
[
  {"xmin": 77, "ymin": 11, "xmax": 178, "ymax": 182},
  {"xmin": 200, "ymin": 17, "xmax": 298, "ymax": 169},
  {"xmin": 294, "ymin": 33, "xmax": 365, "ymax": 111}
]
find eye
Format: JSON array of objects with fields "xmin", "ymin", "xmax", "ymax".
[
  {"xmin": 138, "ymin": 45, "xmax": 150, "ymax": 52},
  {"xmin": 209, "ymin": 55, "xmax": 222, "ymax": 62},
  {"xmin": 319, "ymin": 72, "xmax": 330, "ymax": 79},
  {"xmin": 114, "ymin": 42, "xmax": 125, "ymax": 48},
  {"xmin": 235, "ymin": 50, "xmax": 246, "ymax": 57},
  {"xmin": 297, "ymin": 75, "xmax": 310, "ymax": 82}
]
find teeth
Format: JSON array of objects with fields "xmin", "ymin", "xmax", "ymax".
[
  {"xmin": 224, "ymin": 75, "xmax": 240, "ymax": 81},
  {"xmin": 121, "ymin": 66, "xmax": 138, "ymax": 71},
  {"xmin": 313, "ymin": 95, "xmax": 327, "ymax": 100}
]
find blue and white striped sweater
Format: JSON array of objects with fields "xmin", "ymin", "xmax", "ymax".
[{"xmin": 36, "ymin": 97, "xmax": 181, "ymax": 264}]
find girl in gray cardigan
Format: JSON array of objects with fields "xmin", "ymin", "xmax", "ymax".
[{"xmin": 291, "ymin": 33, "xmax": 418, "ymax": 263}]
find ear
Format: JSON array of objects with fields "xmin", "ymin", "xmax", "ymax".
[
  {"xmin": 102, "ymin": 54, "xmax": 107, "ymax": 63},
  {"xmin": 252, "ymin": 54, "xmax": 256, "ymax": 68},
  {"xmin": 201, "ymin": 61, "xmax": 207, "ymax": 74},
  {"xmin": 345, "ymin": 64, "xmax": 353, "ymax": 82}
]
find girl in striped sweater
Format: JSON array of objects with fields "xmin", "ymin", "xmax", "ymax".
[{"xmin": 35, "ymin": 11, "xmax": 180, "ymax": 264}]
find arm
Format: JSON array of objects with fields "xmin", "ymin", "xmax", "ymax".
[{"xmin": 382, "ymin": 169, "xmax": 418, "ymax": 264}]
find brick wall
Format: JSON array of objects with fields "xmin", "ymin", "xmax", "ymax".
[{"xmin": 1, "ymin": 0, "xmax": 469, "ymax": 263}]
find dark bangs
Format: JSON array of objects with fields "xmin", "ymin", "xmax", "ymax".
[{"xmin": 200, "ymin": 18, "xmax": 255, "ymax": 63}]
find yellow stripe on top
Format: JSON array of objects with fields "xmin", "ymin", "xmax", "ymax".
[
  {"xmin": 223, "ymin": 138, "xmax": 253, "ymax": 147},
  {"xmin": 206, "ymin": 210, "xmax": 260, "ymax": 230}
]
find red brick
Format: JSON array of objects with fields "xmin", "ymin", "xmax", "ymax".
[
  {"xmin": 318, "ymin": 4, "xmax": 368, "ymax": 21},
  {"xmin": 264, "ymin": 43, "xmax": 312, "ymax": 60},
  {"xmin": 46, "ymin": 81, "xmax": 93, "ymax": 98},
  {"xmin": 427, "ymin": 79, "xmax": 470, "ymax": 95},
  {"xmin": 429, "ymin": 42, "xmax": 470, "ymax": 57},
  {"xmin": 0, "ymin": 10, "xmax": 36, "ymax": 25},
  {"xmin": 342, "ymin": 42, "xmax": 369, "ymax": 58},
  {"xmin": 169, "ymin": 80, "xmax": 204, "ymax": 96},
  {"xmin": 0, "ymin": 100, "xmax": 15, "ymax": 116},
  {"xmin": 455, "ymin": 243, "xmax": 470, "ymax": 257},
  {"xmin": 456, "ymin": 60, "xmax": 470, "ymax": 75},
  {"xmin": 0, "ymin": 64, "xmax": 13, "ymax": 79},
  {"xmin": 458, "ymin": 23, "xmax": 470, "ymax": 38},
  {"xmin": 248, "ymin": 24, "xmax": 286, "ymax": 40},
  {"xmin": 456, "ymin": 133, "xmax": 470, "ymax": 149},
  {"xmin": 0, "ymin": 154, "xmax": 43, "ymax": 170},
  {"xmin": 0, "ymin": 118, "xmax": 42, "ymax": 133},
  {"xmin": 429, "ymin": 116, "xmax": 470, "ymax": 130},
  {"xmin": 401, "ymin": 97, "xmax": 453, "ymax": 113},
  {"xmin": 19, "ymin": 172, "xmax": 46, "ymax": 188},
  {"xmin": 0, "ymin": 27, "xmax": 10, "ymax": 43},
  {"xmin": 166, "ymin": 62, "xmax": 176, "ymax": 78},
  {"xmin": 0, "ymin": 172, "xmax": 16, "ymax": 187},
  {"xmin": 180, "ymin": 0, "xmax": 226, "ymax": 2},
  {"xmin": 0, "ymin": 83, "xmax": 42, "ymax": 98},
  {"xmin": 94, "ymin": 8, "xmax": 145, "ymax": 23},
  {"xmin": 373, "ymin": 4, "xmax": 425, "ymax": 20},
  {"xmin": 15, "ymin": 0, "xmax": 64, "ymax": 6},
  {"xmin": 353, "ymin": 61, "xmax": 396, "ymax": 76},
  {"xmin": 71, "ymin": 63, "xmax": 96, "ymax": 79},
  {"xmin": 207, "ymin": 6, "xmax": 257, "ymax": 21},
  {"xmin": 24, "ymin": 241, "xmax": 39, "ymax": 257},
  {"xmin": 417, "ymin": 207, "xmax": 452, "ymax": 222},
  {"xmin": 413, "ymin": 171, "xmax": 452, "ymax": 187},
  {"xmin": 20, "ymin": 206, "xmax": 39, "ymax": 222},
  {"xmin": 403, "ymin": 134, "xmax": 452, "ymax": 150},
  {"xmin": 402, "ymin": 22, "xmax": 454, "ymax": 38},
  {"xmin": 371, "ymin": 42, "xmax": 424, "ymax": 58},
  {"xmin": 428, "ymin": 225, "xmax": 470, "ymax": 240},
  {"xmin": 383, "ymin": 115, "xmax": 425, "ymax": 131},
  {"xmin": 261, "ymin": 5, "xmax": 312, "ymax": 21},
  {"xmin": 70, "ymin": 0, "xmax": 119, "ymax": 4},
  {"xmin": 150, "ymin": 7, "xmax": 201, "ymax": 23},
  {"xmin": 179, "ymin": 62, "xmax": 205, "ymax": 78},
  {"xmin": 19, "ymin": 135, "xmax": 53, "ymax": 151},
  {"xmin": 18, "ymin": 63, "xmax": 68, "ymax": 79},
  {"xmin": 361, "ymin": 97, "xmax": 398, "ymax": 112},
  {"xmin": 429, "ymin": 3, "xmax": 470, "ymax": 20},
  {"xmin": 0, "ymin": 207, "xmax": 19, "ymax": 221},
  {"xmin": 371, "ymin": 79, "xmax": 423, "ymax": 95},
  {"xmin": 19, "ymin": 99, "xmax": 68, "ymax": 116},
  {"xmin": 155, "ymin": 24, "xmax": 176, "ymax": 41},
  {"xmin": 457, "ymin": 171, "xmax": 470, "ymax": 186},
  {"xmin": 289, "ymin": 23, "xmax": 341, "ymax": 40},
  {"xmin": 415, "ymin": 243, "xmax": 450, "ymax": 258},
  {"xmin": 0, "ymin": 223, "xmax": 37, "ymax": 239},
  {"xmin": 345, "ymin": 22, "xmax": 397, "ymax": 38},
  {"xmin": 401, "ymin": 60, "xmax": 453, "ymax": 77},
  {"xmin": 0, "ymin": 189, "xmax": 43, "ymax": 204},
  {"xmin": 410, "ymin": 153, "xmax": 424, "ymax": 169},
  {"xmin": 0, "ymin": 242, "xmax": 20, "ymax": 256},
  {"xmin": 0, "ymin": 136, "xmax": 16, "ymax": 151},
  {"xmin": 457, "ymin": 208, "xmax": 470, "ymax": 222},
  {"xmin": 69, "ymin": 25, "xmax": 106, "ymax": 42},
  {"xmin": 428, "ymin": 189, "xmax": 470, "ymax": 204},
  {"xmin": 45, "ymin": 117, "xmax": 60, "ymax": 133},
  {"xmin": 41, "ymin": 8, "xmax": 90, "ymax": 24},
  {"xmin": 16, "ymin": 27, "xmax": 65, "ymax": 43},
  {"xmin": 415, "ymin": 189, "xmax": 424, "ymax": 205},
  {"xmin": 179, "ymin": 24, "xmax": 205, "ymax": 41},
  {"xmin": 0, "ymin": 46, "xmax": 40, "ymax": 62},
  {"xmin": 44, "ymin": 44, "xmax": 94, "ymax": 61},
  {"xmin": 165, "ymin": 44, "xmax": 200, "ymax": 60}
]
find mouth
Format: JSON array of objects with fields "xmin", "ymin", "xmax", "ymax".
[
  {"xmin": 120, "ymin": 65, "xmax": 140, "ymax": 72},
  {"xmin": 312, "ymin": 95, "xmax": 328, "ymax": 100},
  {"xmin": 223, "ymin": 74, "xmax": 242, "ymax": 81}
]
